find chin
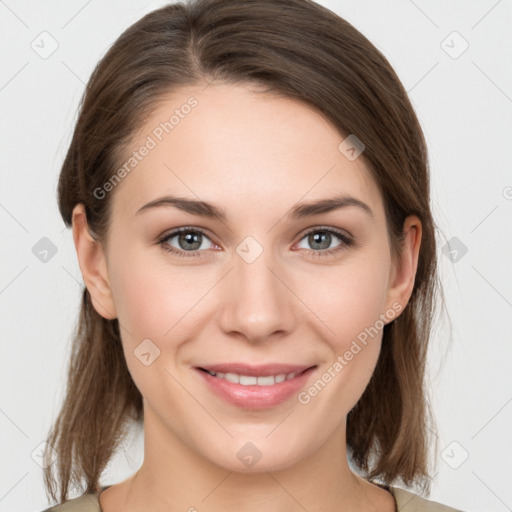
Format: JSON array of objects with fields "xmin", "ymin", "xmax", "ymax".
[{"xmin": 198, "ymin": 433, "xmax": 310, "ymax": 474}]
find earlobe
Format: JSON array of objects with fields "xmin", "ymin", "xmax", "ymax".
[
  {"xmin": 71, "ymin": 204, "xmax": 117, "ymax": 320},
  {"xmin": 384, "ymin": 215, "xmax": 422, "ymax": 318}
]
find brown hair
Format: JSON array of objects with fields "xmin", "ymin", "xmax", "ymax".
[{"xmin": 44, "ymin": 0, "xmax": 441, "ymax": 503}]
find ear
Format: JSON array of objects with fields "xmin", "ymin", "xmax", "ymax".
[
  {"xmin": 71, "ymin": 203, "xmax": 117, "ymax": 320},
  {"xmin": 383, "ymin": 215, "xmax": 422, "ymax": 318}
]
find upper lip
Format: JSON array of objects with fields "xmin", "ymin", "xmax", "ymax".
[{"xmin": 196, "ymin": 363, "xmax": 316, "ymax": 377}]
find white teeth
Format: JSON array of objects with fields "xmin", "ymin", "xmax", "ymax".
[
  {"xmin": 257, "ymin": 376, "xmax": 275, "ymax": 386},
  {"xmin": 239, "ymin": 375, "xmax": 258, "ymax": 385},
  {"xmin": 206, "ymin": 370, "xmax": 298, "ymax": 385}
]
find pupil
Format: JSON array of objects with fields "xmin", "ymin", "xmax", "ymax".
[
  {"xmin": 310, "ymin": 232, "xmax": 330, "ymax": 250},
  {"xmin": 180, "ymin": 231, "xmax": 201, "ymax": 250}
]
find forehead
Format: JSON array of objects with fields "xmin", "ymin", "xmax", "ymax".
[{"xmin": 109, "ymin": 82, "xmax": 384, "ymax": 220}]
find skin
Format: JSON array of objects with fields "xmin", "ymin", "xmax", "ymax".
[{"xmin": 72, "ymin": 82, "xmax": 421, "ymax": 512}]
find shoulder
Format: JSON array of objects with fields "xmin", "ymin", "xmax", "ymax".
[
  {"xmin": 40, "ymin": 492, "xmax": 100, "ymax": 512},
  {"xmin": 390, "ymin": 486, "xmax": 463, "ymax": 512},
  {"xmin": 40, "ymin": 486, "xmax": 464, "ymax": 512}
]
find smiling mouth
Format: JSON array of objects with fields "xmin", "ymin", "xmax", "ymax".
[
  {"xmin": 195, "ymin": 364, "xmax": 318, "ymax": 409},
  {"xmin": 197, "ymin": 366, "xmax": 315, "ymax": 386}
]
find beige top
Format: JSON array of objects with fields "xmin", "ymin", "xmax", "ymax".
[{"xmin": 42, "ymin": 485, "xmax": 464, "ymax": 511}]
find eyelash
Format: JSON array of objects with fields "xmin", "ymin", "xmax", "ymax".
[{"xmin": 157, "ymin": 226, "xmax": 354, "ymax": 260}]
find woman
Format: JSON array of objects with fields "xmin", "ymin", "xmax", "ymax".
[{"xmin": 41, "ymin": 0, "xmax": 462, "ymax": 510}]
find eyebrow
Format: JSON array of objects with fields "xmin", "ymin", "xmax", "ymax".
[{"xmin": 135, "ymin": 194, "xmax": 373, "ymax": 221}]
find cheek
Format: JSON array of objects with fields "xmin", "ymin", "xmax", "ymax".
[
  {"xmin": 107, "ymin": 250, "xmax": 206, "ymax": 399},
  {"xmin": 297, "ymin": 252, "xmax": 391, "ymax": 406},
  {"xmin": 307, "ymin": 253, "xmax": 390, "ymax": 346},
  {"xmin": 108, "ymin": 246, "xmax": 222, "ymax": 358},
  {"xmin": 110, "ymin": 247, "xmax": 187, "ymax": 332}
]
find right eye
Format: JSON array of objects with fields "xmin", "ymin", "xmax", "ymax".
[{"xmin": 158, "ymin": 227, "xmax": 216, "ymax": 257}]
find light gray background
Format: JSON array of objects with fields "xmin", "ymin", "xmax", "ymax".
[{"xmin": 1, "ymin": 1, "xmax": 511, "ymax": 510}]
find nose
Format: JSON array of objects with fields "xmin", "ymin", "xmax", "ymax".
[{"xmin": 217, "ymin": 243, "xmax": 297, "ymax": 344}]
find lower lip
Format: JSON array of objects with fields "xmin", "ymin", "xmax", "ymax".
[{"xmin": 196, "ymin": 367, "xmax": 317, "ymax": 410}]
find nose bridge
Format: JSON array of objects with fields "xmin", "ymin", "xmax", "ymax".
[{"xmin": 218, "ymin": 235, "xmax": 295, "ymax": 342}]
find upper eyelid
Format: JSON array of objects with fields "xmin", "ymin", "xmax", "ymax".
[{"xmin": 160, "ymin": 226, "xmax": 215, "ymax": 243}]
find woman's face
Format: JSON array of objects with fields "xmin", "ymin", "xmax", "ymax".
[{"xmin": 76, "ymin": 82, "xmax": 418, "ymax": 473}]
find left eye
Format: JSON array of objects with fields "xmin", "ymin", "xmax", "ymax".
[{"xmin": 296, "ymin": 229, "xmax": 350, "ymax": 252}]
